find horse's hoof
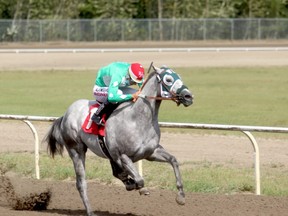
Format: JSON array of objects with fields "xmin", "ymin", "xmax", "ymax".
[
  {"xmin": 139, "ymin": 187, "xmax": 150, "ymax": 196},
  {"xmin": 125, "ymin": 184, "xmax": 136, "ymax": 191},
  {"xmin": 176, "ymin": 194, "xmax": 185, "ymax": 205}
]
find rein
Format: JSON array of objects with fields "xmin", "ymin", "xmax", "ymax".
[{"xmin": 139, "ymin": 95, "xmax": 176, "ymax": 101}]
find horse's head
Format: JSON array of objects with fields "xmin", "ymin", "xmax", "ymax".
[{"xmin": 154, "ymin": 66, "xmax": 193, "ymax": 107}]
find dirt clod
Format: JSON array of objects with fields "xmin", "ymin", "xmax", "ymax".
[{"xmin": 0, "ymin": 169, "xmax": 51, "ymax": 211}]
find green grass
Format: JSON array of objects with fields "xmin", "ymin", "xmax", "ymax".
[
  {"xmin": 1, "ymin": 152, "xmax": 288, "ymax": 196},
  {"xmin": 0, "ymin": 70, "xmax": 95, "ymax": 116},
  {"xmin": 1, "ymin": 67, "xmax": 288, "ymax": 127},
  {"xmin": 160, "ymin": 67, "xmax": 288, "ymax": 127}
]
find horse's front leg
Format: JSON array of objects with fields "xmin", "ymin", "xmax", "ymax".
[
  {"xmin": 147, "ymin": 145, "xmax": 185, "ymax": 205},
  {"xmin": 68, "ymin": 147, "xmax": 95, "ymax": 216},
  {"xmin": 110, "ymin": 159, "xmax": 135, "ymax": 191},
  {"xmin": 110, "ymin": 159, "xmax": 150, "ymax": 195},
  {"xmin": 116, "ymin": 154, "xmax": 145, "ymax": 190}
]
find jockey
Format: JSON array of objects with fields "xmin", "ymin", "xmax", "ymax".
[{"xmin": 92, "ymin": 62, "xmax": 145, "ymax": 125}]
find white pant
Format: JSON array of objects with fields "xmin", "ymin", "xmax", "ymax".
[
  {"xmin": 93, "ymin": 85, "xmax": 137, "ymax": 103},
  {"xmin": 93, "ymin": 85, "xmax": 108, "ymax": 103}
]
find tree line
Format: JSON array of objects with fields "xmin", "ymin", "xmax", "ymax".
[{"xmin": 0, "ymin": 0, "xmax": 287, "ymax": 20}]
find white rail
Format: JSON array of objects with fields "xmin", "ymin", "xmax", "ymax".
[
  {"xmin": 159, "ymin": 122, "xmax": 288, "ymax": 133},
  {"xmin": 1, "ymin": 47, "xmax": 288, "ymax": 54},
  {"xmin": 1, "ymin": 114, "xmax": 288, "ymax": 195},
  {"xmin": 159, "ymin": 122, "xmax": 288, "ymax": 195},
  {"xmin": 0, "ymin": 115, "xmax": 57, "ymax": 180}
]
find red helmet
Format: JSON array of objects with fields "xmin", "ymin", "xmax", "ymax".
[{"xmin": 129, "ymin": 63, "xmax": 144, "ymax": 83}]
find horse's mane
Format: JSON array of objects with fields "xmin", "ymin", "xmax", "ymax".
[{"xmin": 140, "ymin": 70, "xmax": 157, "ymax": 91}]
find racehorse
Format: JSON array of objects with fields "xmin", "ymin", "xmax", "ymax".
[{"xmin": 45, "ymin": 64, "xmax": 193, "ymax": 216}]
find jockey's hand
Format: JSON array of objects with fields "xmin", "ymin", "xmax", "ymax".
[{"xmin": 132, "ymin": 90, "xmax": 141, "ymax": 102}]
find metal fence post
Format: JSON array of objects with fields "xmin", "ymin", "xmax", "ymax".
[
  {"xmin": 258, "ymin": 19, "xmax": 261, "ymax": 40},
  {"xmin": 121, "ymin": 20, "xmax": 124, "ymax": 41},
  {"xmin": 94, "ymin": 19, "xmax": 97, "ymax": 41},
  {"xmin": 231, "ymin": 19, "xmax": 234, "ymax": 40},
  {"xmin": 242, "ymin": 131, "xmax": 261, "ymax": 195},
  {"xmin": 203, "ymin": 19, "xmax": 206, "ymax": 40},
  {"xmin": 148, "ymin": 19, "xmax": 152, "ymax": 41},
  {"xmin": 67, "ymin": 19, "xmax": 70, "ymax": 41},
  {"xmin": 39, "ymin": 20, "xmax": 42, "ymax": 42},
  {"xmin": 22, "ymin": 120, "xmax": 40, "ymax": 180}
]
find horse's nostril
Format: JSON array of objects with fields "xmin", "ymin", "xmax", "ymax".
[{"xmin": 185, "ymin": 94, "xmax": 193, "ymax": 100}]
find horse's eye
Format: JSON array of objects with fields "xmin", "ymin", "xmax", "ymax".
[{"xmin": 163, "ymin": 75, "xmax": 174, "ymax": 86}]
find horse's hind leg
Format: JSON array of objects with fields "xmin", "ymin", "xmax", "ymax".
[
  {"xmin": 147, "ymin": 145, "xmax": 185, "ymax": 205},
  {"xmin": 67, "ymin": 145, "xmax": 94, "ymax": 216}
]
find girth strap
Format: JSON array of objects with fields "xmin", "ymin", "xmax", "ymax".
[{"xmin": 98, "ymin": 136, "xmax": 113, "ymax": 160}]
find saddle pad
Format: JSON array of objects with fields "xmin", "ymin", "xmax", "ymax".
[{"xmin": 81, "ymin": 103, "xmax": 105, "ymax": 137}]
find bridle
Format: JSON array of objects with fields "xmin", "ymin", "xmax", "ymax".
[{"xmin": 138, "ymin": 64, "xmax": 182, "ymax": 105}]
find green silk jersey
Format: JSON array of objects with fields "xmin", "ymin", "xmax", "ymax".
[{"xmin": 95, "ymin": 62, "xmax": 139, "ymax": 103}]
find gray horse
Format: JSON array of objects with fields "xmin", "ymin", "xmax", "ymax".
[{"xmin": 45, "ymin": 65, "xmax": 193, "ymax": 216}]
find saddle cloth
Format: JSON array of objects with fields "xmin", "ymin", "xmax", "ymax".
[{"xmin": 81, "ymin": 103, "xmax": 106, "ymax": 137}]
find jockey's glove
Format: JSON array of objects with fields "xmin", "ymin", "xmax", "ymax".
[{"xmin": 132, "ymin": 90, "xmax": 141, "ymax": 102}]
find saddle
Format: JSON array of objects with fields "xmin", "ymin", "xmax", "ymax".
[
  {"xmin": 81, "ymin": 103, "xmax": 107, "ymax": 136},
  {"xmin": 81, "ymin": 102, "xmax": 118, "ymax": 160},
  {"xmin": 81, "ymin": 102, "xmax": 118, "ymax": 137}
]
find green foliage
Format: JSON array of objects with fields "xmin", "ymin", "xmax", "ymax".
[
  {"xmin": 78, "ymin": 0, "xmax": 140, "ymax": 19},
  {"xmin": 0, "ymin": 0, "xmax": 80, "ymax": 19},
  {"xmin": 0, "ymin": 0, "xmax": 287, "ymax": 19}
]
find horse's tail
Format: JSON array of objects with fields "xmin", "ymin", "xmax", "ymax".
[{"xmin": 45, "ymin": 116, "xmax": 65, "ymax": 158}]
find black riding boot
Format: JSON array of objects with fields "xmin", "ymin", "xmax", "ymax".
[{"xmin": 92, "ymin": 102, "xmax": 107, "ymax": 125}]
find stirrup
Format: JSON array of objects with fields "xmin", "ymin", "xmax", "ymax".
[{"xmin": 92, "ymin": 114, "xmax": 104, "ymax": 126}]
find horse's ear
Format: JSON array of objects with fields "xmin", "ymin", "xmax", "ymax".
[{"xmin": 153, "ymin": 66, "xmax": 162, "ymax": 74}]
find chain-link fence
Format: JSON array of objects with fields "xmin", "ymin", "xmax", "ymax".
[{"xmin": 1, "ymin": 18, "xmax": 288, "ymax": 42}]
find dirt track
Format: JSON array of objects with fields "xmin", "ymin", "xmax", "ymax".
[
  {"xmin": 1, "ymin": 42, "xmax": 288, "ymax": 216},
  {"xmin": 1, "ymin": 174, "xmax": 288, "ymax": 216},
  {"xmin": 1, "ymin": 41, "xmax": 288, "ymax": 70}
]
